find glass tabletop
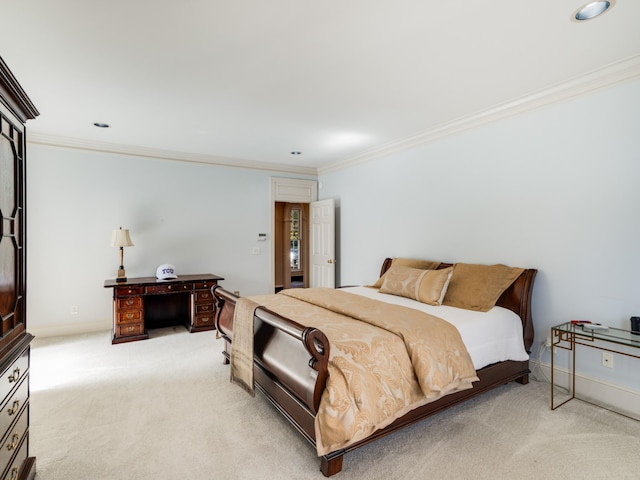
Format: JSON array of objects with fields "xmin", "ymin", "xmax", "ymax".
[{"xmin": 552, "ymin": 322, "xmax": 640, "ymax": 349}]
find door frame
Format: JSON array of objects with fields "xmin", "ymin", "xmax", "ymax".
[{"xmin": 270, "ymin": 177, "xmax": 318, "ymax": 293}]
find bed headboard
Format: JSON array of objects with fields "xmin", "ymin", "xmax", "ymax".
[{"xmin": 380, "ymin": 258, "xmax": 537, "ymax": 352}]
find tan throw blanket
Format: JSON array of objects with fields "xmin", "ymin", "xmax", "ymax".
[
  {"xmin": 233, "ymin": 288, "xmax": 478, "ymax": 455},
  {"xmin": 229, "ymin": 297, "xmax": 260, "ymax": 396},
  {"xmin": 281, "ymin": 288, "xmax": 478, "ymax": 401}
]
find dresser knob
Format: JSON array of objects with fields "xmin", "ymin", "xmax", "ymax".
[
  {"xmin": 6, "ymin": 433, "xmax": 19, "ymax": 451},
  {"xmin": 8, "ymin": 368, "xmax": 20, "ymax": 383},
  {"xmin": 7, "ymin": 400, "xmax": 20, "ymax": 416},
  {"xmin": 9, "ymin": 466, "xmax": 18, "ymax": 480}
]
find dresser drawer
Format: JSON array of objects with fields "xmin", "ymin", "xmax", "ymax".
[
  {"xmin": 115, "ymin": 286, "xmax": 144, "ymax": 296},
  {"xmin": 195, "ymin": 280, "xmax": 216, "ymax": 290},
  {"xmin": 0, "ymin": 406, "xmax": 28, "ymax": 474},
  {"xmin": 0, "ymin": 354, "xmax": 28, "ymax": 407},
  {"xmin": 115, "ymin": 323, "xmax": 144, "ymax": 338},
  {"xmin": 195, "ymin": 290, "xmax": 213, "ymax": 303},
  {"xmin": 146, "ymin": 283, "xmax": 192, "ymax": 294},
  {"xmin": 194, "ymin": 313, "xmax": 215, "ymax": 328},
  {"xmin": 116, "ymin": 297, "xmax": 143, "ymax": 310},
  {"xmin": 116, "ymin": 310, "xmax": 142, "ymax": 325},
  {"xmin": 0, "ymin": 378, "xmax": 28, "ymax": 439},
  {"xmin": 3, "ymin": 431, "xmax": 27, "ymax": 480}
]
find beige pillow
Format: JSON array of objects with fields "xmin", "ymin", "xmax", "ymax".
[
  {"xmin": 380, "ymin": 265, "xmax": 453, "ymax": 305},
  {"xmin": 372, "ymin": 258, "xmax": 441, "ymax": 288},
  {"xmin": 443, "ymin": 263, "xmax": 525, "ymax": 312}
]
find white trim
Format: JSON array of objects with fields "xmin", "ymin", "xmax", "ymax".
[
  {"xmin": 27, "ymin": 134, "xmax": 317, "ymax": 176},
  {"xmin": 319, "ymin": 54, "xmax": 640, "ymax": 175},
  {"xmin": 270, "ymin": 177, "xmax": 318, "ymax": 203},
  {"xmin": 269, "ymin": 177, "xmax": 318, "ymax": 293},
  {"xmin": 30, "ymin": 320, "xmax": 111, "ymax": 339},
  {"xmin": 532, "ymin": 359, "xmax": 640, "ymax": 419}
]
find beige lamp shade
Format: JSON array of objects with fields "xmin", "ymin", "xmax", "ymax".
[{"xmin": 111, "ymin": 227, "xmax": 134, "ymax": 247}]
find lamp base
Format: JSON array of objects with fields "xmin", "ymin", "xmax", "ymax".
[{"xmin": 116, "ymin": 266, "xmax": 127, "ymax": 283}]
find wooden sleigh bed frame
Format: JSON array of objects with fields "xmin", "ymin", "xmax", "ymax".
[{"xmin": 213, "ymin": 259, "xmax": 537, "ymax": 476}]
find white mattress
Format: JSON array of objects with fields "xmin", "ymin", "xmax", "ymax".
[{"xmin": 342, "ymin": 286, "xmax": 529, "ymax": 370}]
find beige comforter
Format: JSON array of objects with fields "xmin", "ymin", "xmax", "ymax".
[{"xmin": 241, "ymin": 288, "xmax": 478, "ymax": 455}]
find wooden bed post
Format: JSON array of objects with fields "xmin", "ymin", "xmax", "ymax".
[{"xmin": 320, "ymin": 454, "xmax": 344, "ymax": 477}]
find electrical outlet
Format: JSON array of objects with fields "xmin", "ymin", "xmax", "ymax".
[
  {"xmin": 71, "ymin": 305, "xmax": 79, "ymax": 315},
  {"xmin": 544, "ymin": 337, "xmax": 552, "ymax": 348},
  {"xmin": 601, "ymin": 352, "xmax": 613, "ymax": 368}
]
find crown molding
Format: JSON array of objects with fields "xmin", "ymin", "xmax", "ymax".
[
  {"xmin": 27, "ymin": 134, "xmax": 318, "ymax": 176},
  {"xmin": 319, "ymin": 54, "xmax": 640, "ymax": 175},
  {"xmin": 0, "ymin": 56, "xmax": 40, "ymax": 123},
  {"xmin": 27, "ymin": 54, "xmax": 640, "ymax": 178}
]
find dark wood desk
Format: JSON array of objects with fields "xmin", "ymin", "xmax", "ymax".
[{"xmin": 104, "ymin": 274, "xmax": 224, "ymax": 344}]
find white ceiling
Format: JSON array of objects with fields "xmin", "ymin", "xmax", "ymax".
[{"xmin": 3, "ymin": 1, "xmax": 640, "ymax": 174}]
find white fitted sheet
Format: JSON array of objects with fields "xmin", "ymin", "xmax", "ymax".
[{"xmin": 342, "ymin": 286, "xmax": 529, "ymax": 370}]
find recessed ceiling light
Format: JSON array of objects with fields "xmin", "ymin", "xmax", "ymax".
[
  {"xmin": 93, "ymin": 122, "xmax": 110, "ymax": 128},
  {"xmin": 573, "ymin": 1, "xmax": 614, "ymax": 21},
  {"xmin": 291, "ymin": 151, "xmax": 302, "ymax": 155}
]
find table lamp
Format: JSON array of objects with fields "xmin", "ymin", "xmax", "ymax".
[{"xmin": 111, "ymin": 227, "xmax": 134, "ymax": 282}]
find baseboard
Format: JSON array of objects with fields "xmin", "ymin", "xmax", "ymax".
[
  {"xmin": 29, "ymin": 320, "xmax": 111, "ymax": 339},
  {"xmin": 531, "ymin": 359, "xmax": 640, "ymax": 418}
]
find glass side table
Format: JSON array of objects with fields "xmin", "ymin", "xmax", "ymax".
[{"xmin": 550, "ymin": 322, "xmax": 640, "ymax": 419}]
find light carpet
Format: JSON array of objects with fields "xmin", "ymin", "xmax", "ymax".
[{"xmin": 30, "ymin": 327, "xmax": 640, "ymax": 479}]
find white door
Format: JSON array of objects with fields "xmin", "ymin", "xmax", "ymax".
[{"xmin": 309, "ymin": 198, "xmax": 336, "ymax": 288}]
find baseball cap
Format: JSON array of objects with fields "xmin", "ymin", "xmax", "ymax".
[{"xmin": 156, "ymin": 264, "xmax": 177, "ymax": 280}]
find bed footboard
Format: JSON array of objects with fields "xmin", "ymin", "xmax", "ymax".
[{"xmin": 213, "ymin": 286, "xmax": 330, "ymax": 415}]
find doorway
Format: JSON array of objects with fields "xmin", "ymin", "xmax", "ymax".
[{"xmin": 274, "ymin": 202, "xmax": 309, "ymax": 292}]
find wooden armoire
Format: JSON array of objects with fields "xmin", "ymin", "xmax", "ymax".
[{"xmin": 0, "ymin": 56, "xmax": 38, "ymax": 480}]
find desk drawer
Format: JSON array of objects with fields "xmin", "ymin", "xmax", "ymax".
[
  {"xmin": 195, "ymin": 280, "xmax": 216, "ymax": 290},
  {"xmin": 195, "ymin": 303, "xmax": 214, "ymax": 314},
  {"xmin": 115, "ymin": 286, "xmax": 144, "ymax": 296},
  {"xmin": 194, "ymin": 313, "xmax": 215, "ymax": 328},
  {"xmin": 116, "ymin": 297, "xmax": 143, "ymax": 310},
  {"xmin": 146, "ymin": 283, "xmax": 192, "ymax": 294},
  {"xmin": 116, "ymin": 310, "xmax": 142, "ymax": 324},
  {"xmin": 195, "ymin": 290, "xmax": 213, "ymax": 303},
  {"xmin": 115, "ymin": 323, "xmax": 144, "ymax": 338}
]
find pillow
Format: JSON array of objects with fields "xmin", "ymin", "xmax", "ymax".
[
  {"xmin": 380, "ymin": 265, "xmax": 453, "ymax": 305},
  {"xmin": 371, "ymin": 258, "xmax": 441, "ymax": 288},
  {"xmin": 442, "ymin": 263, "xmax": 525, "ymax": 312}
]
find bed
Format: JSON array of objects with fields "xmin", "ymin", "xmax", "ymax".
[{"xmin": 213, "ymin": 258, "xmax": 537, "ymax": 476}]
